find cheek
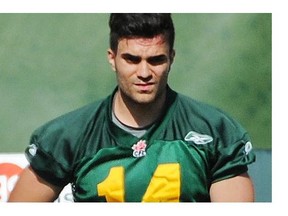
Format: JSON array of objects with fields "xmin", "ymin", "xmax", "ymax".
[
  {"xmin": 115, "ymin": 67, "xmax": 134, "ymax": 88},
  {"xmin": 115, "ymin": 59, "xmax": 137, "ymax": 76},
  {"xmin": 155, "ymin": 66, "xmax": 170, "ymax": 80},
  {"xmin": 116, "ymin": 73, "xmax": 128, "ymax": 84}
]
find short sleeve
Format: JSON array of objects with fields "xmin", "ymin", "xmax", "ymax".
[
  {"xmin": 209, "ymin": 114, "xmax": 256, "ymax": 183},
  {"xmin": 25, "ymin": 118, "xmax": 77, "ymax": 188}
]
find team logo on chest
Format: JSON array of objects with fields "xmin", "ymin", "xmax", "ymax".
[{"xmin": 132, "ymin": 140, "xmax": 147, "ymax": 158}]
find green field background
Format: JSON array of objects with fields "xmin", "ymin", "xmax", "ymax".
[{"xmin": 0, "ymin": 13, "xmax": 271, "ymax": 152}]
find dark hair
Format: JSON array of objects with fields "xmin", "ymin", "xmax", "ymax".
[{"xmin": 109, "ymin": 13, "xmax": 175, "ymax": 52}]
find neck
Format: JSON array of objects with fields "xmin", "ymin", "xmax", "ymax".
[{"xmin": 113, "ymin": 90, "xmax": 166, "ymax": 128}]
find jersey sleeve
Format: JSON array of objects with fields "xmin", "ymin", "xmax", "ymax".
[
  {"xmin": 209, "ymin": 113, "xmax": 256, "ymax": 183},
  {"xmin": 25, "ymin": 117, "xmax": 76, "ymax": 188},
  {"xmin": 24, "ymin": 100, "xmax": 106, "ymax": 188}
]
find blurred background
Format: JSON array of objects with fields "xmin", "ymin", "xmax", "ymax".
[{"xmin": 0, "ymin": 13, "xmax": 271, "ymax": 201}]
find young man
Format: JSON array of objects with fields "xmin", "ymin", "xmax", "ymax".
[{"xmin": 9, "ymin": 13, "xmax": 255, "ymax": 202}]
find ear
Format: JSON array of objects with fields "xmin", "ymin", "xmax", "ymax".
[
  {"xmin": 107, "ymin": 49, "xmax": 116, "ymax": 71},
  {"xmin": 170, "ymin": 49, "xmax": 176, "ymax": 64},
  {"xmin": 168, "ymin": 49, "xmax": 176, "ymax": 72}
]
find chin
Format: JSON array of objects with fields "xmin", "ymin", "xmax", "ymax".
[
  {"xmin": 134, "ymin": 97, "xmax": 155, "ymax": 105},
  {"xmin": 132, "ymin": 93, "xmax": 157, "ymax": 105}
]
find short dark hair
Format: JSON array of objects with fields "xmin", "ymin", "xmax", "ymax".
[{"xmin": 109, "ymin": 13, "xmax": 175, "ymax": 53}]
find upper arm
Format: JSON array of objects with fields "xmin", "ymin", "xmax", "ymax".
[
  {"xmin": 210, "ymin": 172, "xmax": 255, "ymax": 202},
  {"xmin": 8, "ymin": 165, "xmax": 63, "ymax": 202}
]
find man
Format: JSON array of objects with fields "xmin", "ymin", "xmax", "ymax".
[{"xmin": 9, "ymin": 13, "xmax": 255, "ymax": 202}]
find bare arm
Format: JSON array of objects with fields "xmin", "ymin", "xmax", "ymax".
[
  {"xmin": 210, "ymin": 172, "xmax": 255, "ymax": 202},
  {"xmin": 8, "ymin": 165, "xmax": 63, "ymax": 202}
]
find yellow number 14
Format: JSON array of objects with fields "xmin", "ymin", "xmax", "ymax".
[{"xmin": 97, "ymin": 163, "xmax": 180, "ymax": 202}]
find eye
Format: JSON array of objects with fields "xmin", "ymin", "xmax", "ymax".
[
  {"xmin": 122, "ymin": 54, "xmax": 141, "ymax": 64},
  {"xmin": 147, "ymin": 55, "xmax": 168, "ymax": 66}
]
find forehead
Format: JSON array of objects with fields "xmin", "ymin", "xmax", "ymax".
[{"xmin": 117, "ymin": 35, "xmax": 169, "ymax": 54}]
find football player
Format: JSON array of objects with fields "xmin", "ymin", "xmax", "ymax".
[{"xmin": 9, "ymin": 13, "xmax": 255, "ymax": 202}]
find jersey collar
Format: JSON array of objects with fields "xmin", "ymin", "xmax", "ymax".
[{"xmin": 106, "ymin": 86, "xmax": 178, "ymax": 148}]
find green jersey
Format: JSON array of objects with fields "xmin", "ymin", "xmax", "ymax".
[{"xmin": 25, "ymin": 87, "xmax": 255, "ymax": 202}]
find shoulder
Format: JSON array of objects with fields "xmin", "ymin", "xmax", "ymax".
[{"xmin": 25, "ymin": 94, "xmax": 113, "ymax": 186}]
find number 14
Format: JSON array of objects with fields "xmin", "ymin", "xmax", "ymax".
[{"xmin": 97, "ymin": 163, "xmax": 180, "ymax": 202}]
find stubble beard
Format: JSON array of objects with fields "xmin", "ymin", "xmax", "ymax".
[{"xmin": 119, "ymin": 85, "xmax": 167, "ymax": 110}]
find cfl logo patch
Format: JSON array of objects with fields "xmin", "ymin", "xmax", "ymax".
[{"xmin": 132, "ymin": 140, "xmax": 147, "ymax": 158}]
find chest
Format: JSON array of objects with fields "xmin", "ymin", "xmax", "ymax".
[{"xmin": 72, "ymin": 140, "xmax": 211, "ymax": 202}]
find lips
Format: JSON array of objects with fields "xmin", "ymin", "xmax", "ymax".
[{"xmin": 135, "ymin": 83, "xmax": 154, "ymax": 92}]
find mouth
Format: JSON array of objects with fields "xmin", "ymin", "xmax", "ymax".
[{"xmin": 134, "ymin": 82, "xmax": 155, "ymax": 92}]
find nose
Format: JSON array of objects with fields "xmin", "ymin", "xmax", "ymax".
[{"xmin": 137, "ymin": 61, "xmax": 152, "ymax": 79}]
